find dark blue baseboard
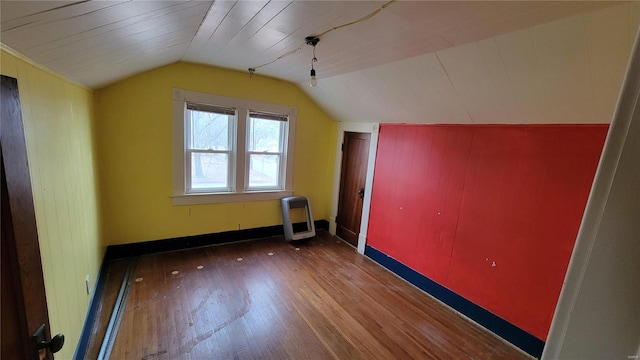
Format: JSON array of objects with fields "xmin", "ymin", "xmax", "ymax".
[
  {"xmin": 74, "ymin": 251, "xmax": 111, "ymax": 360},
  {"xmin": 104, "ymin": 220, "xmax": 329, "ymax": 260},
  {"xmin": 365, "ymin": 245, "xmax": 545, "ymax": 359}
]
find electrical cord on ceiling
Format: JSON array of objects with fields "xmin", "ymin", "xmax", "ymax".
[
  {"xmin": 248, "ymin": 0, "xmax": 397, "ymax": 76},
  {"xmin": 314, "ymin": 0, "xmax": 396, "ymax": 39},
  {"xmin": 249, "ymin": 43, "xmax": 306, "ymax": 73}
]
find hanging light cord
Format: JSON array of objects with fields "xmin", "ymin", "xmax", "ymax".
[
  {"xmin": 248, "ymin": 0, "xmax": 396, "ymax": 75},
  {"xmin": 311, "ymin": 44, "xmax": 317, "ymax": 69}
]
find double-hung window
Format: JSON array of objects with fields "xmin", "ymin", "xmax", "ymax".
[
  {"xmin": 186, "ymin": 103, "xmax": 236, "ymax": 193},
  {"xmin": 246, "ymin": 111, "xmax": 287, "ymax": 190},
  {"xmin": 172, "ymin": 89, "xmax": 296, "ymax": 205}
]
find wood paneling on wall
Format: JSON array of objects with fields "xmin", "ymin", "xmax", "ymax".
[
  {"xmin": 0, "ymin": 48, "xmax": 102, "ymax": 360},
  {"xmin": 367, "ymin": 124, "xmax": 607, "ymax": 340}
]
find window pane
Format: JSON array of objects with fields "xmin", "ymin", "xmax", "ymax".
[
  {"xmin": 190, "ymin": 153, "xmax": 229, "ymax": 190},
  {"xmin": 249, "ymin": 154, "xmax": 280, "ymax": 188},
  {"xmin": 248, "ymin": 117, "xmax": 282, "ymax": 152},
  {"xmin": 190, "ymin": 110, "xmax": 231, "ymax": 150}
]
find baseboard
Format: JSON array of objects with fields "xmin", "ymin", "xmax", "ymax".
[
  {"xmin": 74, "ymin": 251, "xmax": 111, "ymax": 360},
  {"xmin": 96, "ymin": 258, "xmax": 137, "ymax": 359},
  {"xmin": 104, "ymin": 220, "xmax": 329, "ymax": 260},
  {"xmin": 365, "ymin": 245, "xmax": 545, "ymax": 359}
]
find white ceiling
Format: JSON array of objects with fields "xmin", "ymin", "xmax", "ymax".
[
  {"xmin": 305, "ymin": 3, "xmax": 640, "ymax": 124},
  {"xmin": 1, "ymin": 1, "xmax": 639, "ymax": 124}
]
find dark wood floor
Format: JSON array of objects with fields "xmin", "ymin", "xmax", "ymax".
[{"xmin": 87, "ymin": 231, "xmax": 530, "ymax": 359}]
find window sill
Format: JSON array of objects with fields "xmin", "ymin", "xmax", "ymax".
[{"xmin": 171, "ymin": 190, "xmax": 293, "ymax": 205}]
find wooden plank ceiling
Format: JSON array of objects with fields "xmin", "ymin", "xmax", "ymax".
[{"xmin": 1, "ymin": 1, "xmax": 638, "ymax": 124}]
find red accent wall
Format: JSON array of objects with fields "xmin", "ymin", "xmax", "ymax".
[{"xmin": 367, "ymin": 124, "xmax": 608, "ymax": 340}]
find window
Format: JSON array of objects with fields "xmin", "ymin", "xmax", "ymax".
[
  {"xmin": 186, "ymin": 103, "xmax": 236, "ymax": 192},
  {"xmin": 172, "ymin": 89, "xmax": 296, "ymax": 205},
  {"xmin": 247, "ymin": 111, "xmax": 287, "ymax": 190}
]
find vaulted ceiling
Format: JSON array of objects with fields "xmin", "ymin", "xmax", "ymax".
[{"xmin": 1, "ymin": 1, "xmax": 639, "ymax": 124}]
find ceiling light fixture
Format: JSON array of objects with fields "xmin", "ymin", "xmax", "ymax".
[
  {"xmin": 306, "ymin": 36, "xmax": 319, "ymax": 87},
  {"xmin": 247, "ymin": 0, "xmax": 396, "ymax": 80}
]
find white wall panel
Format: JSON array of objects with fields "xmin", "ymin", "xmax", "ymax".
[
  {"xmin": 530, "ymin": 14, "xmax": 592, "ymax": 123},
  {"xmin": 438, "ymin": 42, "xmax": 506, "ymax": 123},
  {"xmin": 476, "ymin": 38, "xmax": 520, "ymax": 124},
  {"xmin": 586, "ymin": 4, "xmax": 637, "ymax": 123}
]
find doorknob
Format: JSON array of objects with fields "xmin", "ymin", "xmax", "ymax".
[
  {"xmin": 358, "ymin": 188, "xmax": 365, "ymax": 200},
  {"xmin": 33, "ymin": 324, "xmax": 65, "ymax": 357},
  {"xmin": 37, "ymin": 334, "xmax": 64, "ymax": 353}
]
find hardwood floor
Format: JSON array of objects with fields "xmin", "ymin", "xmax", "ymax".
[{"xmin": 93, "ymin": 231, "xmax": 530, "ymax": 359}]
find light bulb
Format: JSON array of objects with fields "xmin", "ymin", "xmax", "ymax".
[{"xmin": 309, "ymin": 68, "xmax": 317, "ymax": 87}]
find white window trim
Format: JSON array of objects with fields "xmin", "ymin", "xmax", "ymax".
[
  {"xmin": 185, "ymin": 105, "xmax": 237, "ymax": 193},
  {"xmin": 245, "ymin": 112, "xmax": 288, "ymax": 192},
  {"xmin": 172, "ymin": 88, "xmax": 296, "ymax": 205}
]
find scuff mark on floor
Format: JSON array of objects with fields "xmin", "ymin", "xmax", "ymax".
[
  {"xmin": 141, "ymin": 350, "xmax": 167, "ymax": 359},
  {"xmin": 179, "ymin": 286, "xmax": 251, "ymax": 354}
]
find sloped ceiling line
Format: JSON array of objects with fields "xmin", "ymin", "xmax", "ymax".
[{"xmin": 434, "ymin": 51, "xmax": 475, "ymax": 124}]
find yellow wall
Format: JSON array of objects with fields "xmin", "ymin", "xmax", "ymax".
[
  {"xmin": 1, "ymin": 47, "xmax": 102, "ymax": 360},
  {"xmin": 95, "ymin": 62, "xmax": 338, "ymax": 245}
]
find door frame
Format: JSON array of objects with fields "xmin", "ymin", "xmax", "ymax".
[
  {"xmin": 330, "ymin": 123, "xmax": 379, "ymax": 254},
  {"xmin": 1, "ymin": 75, "xmax": 52, "ymax": 359}
]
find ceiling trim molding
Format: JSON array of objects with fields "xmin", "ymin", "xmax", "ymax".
[{"xmin": 0, "ymin": 43, "xmax": 93, "ymax": 92}]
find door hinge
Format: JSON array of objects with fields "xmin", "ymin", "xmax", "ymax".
[{"xmin": 341, "ymin": 143, "xmax": 344, "ymax": 151}]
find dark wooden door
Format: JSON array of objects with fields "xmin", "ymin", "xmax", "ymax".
[
  {"xmin": 336, "ymin": 132, "xmax": 370, "ymax": 247},
  {"xmin": 1, "ymin": 75, "xmax": 58, "ymax": 360}
]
